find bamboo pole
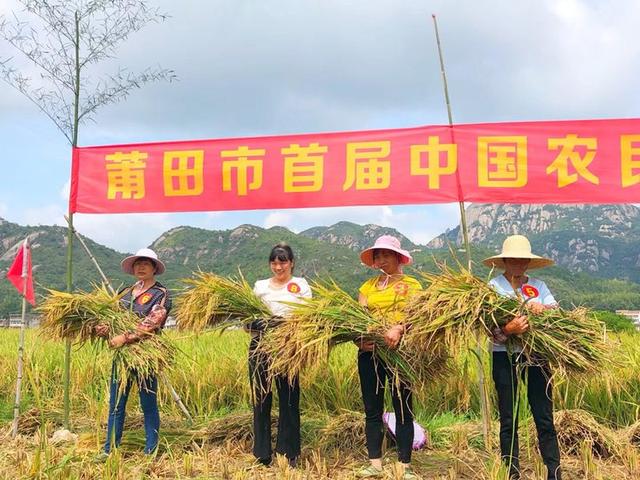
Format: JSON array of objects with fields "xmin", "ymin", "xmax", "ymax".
[
  {"xmin": 432, "ymin": 14, "xmax": 491, "ymax": 449},
  {"xmin": 63, "ymin": 214, "xmax": 73, "ymax": 429},
  {"xmin": 62, "ymin": 10, "xmax": 82, "ymax": 430},
  {"xmin": 63, "ymin": 216, "xmax": 193, "ymax": 424},
  {"xmin": 11, "ymin": 238, "xmax": 30, "ymax": 437}
]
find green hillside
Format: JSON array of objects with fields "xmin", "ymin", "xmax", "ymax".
[{"xmin": 1, "ymin": 217, "xmax": 639, "ymax": 316}]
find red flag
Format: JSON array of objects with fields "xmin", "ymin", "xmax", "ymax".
[{"xmin": 6, "ymin": 240, "xmax": 35, "ymax": 306}]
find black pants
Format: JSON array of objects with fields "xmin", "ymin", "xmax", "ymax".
[
  {"xmin": 492, "ymin": 352, "xmax": 561, "ymax": 480},
  {"xmin": 358, "ymin": 350, "xmax": 414, "ymax": 463},
  {"xmin": 248, "ymin": 335, "xmax": 301, "ymax": 462}
]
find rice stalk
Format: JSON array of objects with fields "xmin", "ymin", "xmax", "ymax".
[
  {"xmin": 261, "ymin": 279, "xmax": 448, "ymax": 391},
  {"xmin": 204, "ymin": 412, "xmax": 273, "ymax": 445},
  {"xmin": 405, "ymin": 263, "xmax": 611, "ymax": 376},
  {"xmin": 37, "ymin": 285, "xmax": 177, "ymax": 383},
  {"xmin": 38, "ymin": 285, "xmax": 137, "ymax": 344},
  {"xmin": 623, "ymin": 421, "xmax": 640, "ymax": 448},
  {"xmin": 174, "ymin": 271, "xmax": 271, "ymax": 331},
  {"xmin": 317, "ymin": 410, "xmax": 366, "ymax": 453},
  {"xmin": 111, "ymin": 333, "xmax": 178, "ymax": 384},
  {"xmin": 552, "ymin": 409, "xmax": 624, "ymax": 459}
]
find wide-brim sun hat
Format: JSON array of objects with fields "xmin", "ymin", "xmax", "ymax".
[
  {"xmin": 121, "ymin": 248, "xmax": 166, "ymax": 275},
  {"xmin": 482, "ymin": 235, "xmax": 554, "ymax": 270},
  {"xmin": 360, "ymin": 235, "xmax": 412, "ymax": 268}
]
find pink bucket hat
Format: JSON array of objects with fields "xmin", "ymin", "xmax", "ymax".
[
  {"xmin": 360, "ymin": 235, "xmax": 412, "ymax": 268},
  {"xmin": 121, "ymin": 248, "xmax": 166, "ymax": 275}
]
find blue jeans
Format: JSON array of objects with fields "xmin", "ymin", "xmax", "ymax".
[{"xmin": 104, "ymin": 364, "xmax": 160, "ymax": 454}]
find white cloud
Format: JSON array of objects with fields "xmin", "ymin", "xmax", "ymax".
[
  {"xmin": 22, "ymin": 203, "xmax": 66, "ymax": 226},
  {"xmin": 60, "ymin": 180, "xmax": 70, "ymax": 200},
  {"xmin": 73, "ymin": 213, "xmax": 175, "ymax": 253},
  {"xmin": 264, "ymin": 212, "xmax": 293, "ymax": 229},
  {"xmin": 549, "ymin": 0, "xmax": 588, "ymax": 22},
  {"xmin": 255, "ymin": 204, "xmax": 462, "ymax": 245},
  {"xmin": 4, "ymin": 0, "xmax": 640, "ymax": 254}
]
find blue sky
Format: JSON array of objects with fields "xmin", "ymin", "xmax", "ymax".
[{"xmin": 1, "ymin": 0, "xmax": 639, "ymax": 252}]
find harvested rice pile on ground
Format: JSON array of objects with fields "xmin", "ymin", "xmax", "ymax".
[
  {"xmin": 405, "ymin": 264, "xmax": 611, "ymax": 376},
  {"xmin": 317, "ymin": 411, "xmax": 367, "ymax": 453},
  {"xmin": 204, "ymin": 412, "xmax": 276, "ymax": 445},
  {"xmin": 175, "ymin": 271, "xmax": 271, "ymax": 331},
  {"xmin": 38, "ymin": 285, "xmax": 177, "ymax": 383},
  {"xmin": 623, "ymin": 421, "xmax": 640, "ymax": 448},
  {"xmin": 16, "ymin": 408, "xmax": 44, "ymax": 435},
  {"xmin": 204, "ymin": 411, "xmax": 367, "ymax": 453},
  {"xmin": 553, "ymin": 409, "xmax": 623, "ymax": 459}
]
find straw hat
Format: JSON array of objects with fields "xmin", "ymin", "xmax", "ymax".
[
  {"xmin": 121, "ymin": 248, "xmax": 166, "ymax": 275},
  {"xmin": 482, "ymin": 235, "xmax": 554, "ymax": 270},
  {"xmin": 360, "ymin": 235, "xmax": 413, "ymax": 268}
]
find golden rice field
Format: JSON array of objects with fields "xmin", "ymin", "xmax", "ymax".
[{"xmin": 1, "ymin": 328, "xmax": 640, "ymax": 479}]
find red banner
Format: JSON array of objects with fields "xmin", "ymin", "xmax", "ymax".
[{"xmin": 69, "ymin": 118, "xmax": 640, "ymax": 214}]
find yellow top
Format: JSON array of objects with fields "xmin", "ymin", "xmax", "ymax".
[{"xmin": 359, "ymin": 274, "xmax": 422, "ymax": 323}]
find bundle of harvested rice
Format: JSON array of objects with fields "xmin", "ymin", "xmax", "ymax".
[
  {"xmin": 16, "ymin": 408, "xmax": 44, "ymax": 435},
  {"xmin": 204, "ymin": 412, "xmax": 276, "ymax": 445},
  {"xmin": 317, "ymin": 411, "xmax": 366, "ymax": 453},
  {"xmin": 111, "ymin": 332, "xmax": 177, "ymax": 383},
  {"xmin": 261, "ymin": 280, "xmax": 429, "ymax": 389},
  {"xmin": 400, "ymin": 331, "xmax": 450, "ymax": 391},
  {"xmin": 38, "ymin": 286, "xmax": 177, "ymax": 382},
  {"xmin": 552, "ymin": 409, "xmax": 623, "ymax": 459},
  {"xmin": 38, "ymin": 285, "xmax": 137, "ymax": 343},
  {"xmin": 623, "ymin": 421, "xmax": 640, "ymax": 448},
  {"xmin": 438, "ymin": 420, "xmax": 486, "ymax": 451},
  {"xmin": 405, "ymin": 264, "xmax": 610, "ymax": 375},
  {"xmin": 110, "ymin": 428, "xmax": 199, "ymax": 451},
  {"xmin": 175, "ymin": 271, "xmax": 271, "ymax": 331}
]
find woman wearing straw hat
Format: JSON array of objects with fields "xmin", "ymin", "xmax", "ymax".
[
  {"xmin": 248, "ymin": 243, "xmax": 311, "ymax": 467},
  {"xmin": 484, "ymin": 235, "xmax": 561, "ymax": 480},
  {"xmin": 355, "ymin": 235, "xmax": 421, "ymax": 480},
  {"xmin": 94, "ymin": 248, "xmax": 171, "ymax": 460}
]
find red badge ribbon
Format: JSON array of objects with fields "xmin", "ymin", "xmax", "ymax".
[{"xmin": 521, "ymin": 284, "xmax": 539, "ymax": 298}]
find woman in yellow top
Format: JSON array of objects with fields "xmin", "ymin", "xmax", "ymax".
[{"xmin": 355, "ymin": 235, "xmax": 421, "ymax": 480}]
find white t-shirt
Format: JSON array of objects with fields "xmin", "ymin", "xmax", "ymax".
[
  {"xmin": 489, "ymin": 275, "xmax": 557, "ymax": 352},
  {"xmin": 253, "ymin": 276, "xmax": 312, "ymax": 317}
]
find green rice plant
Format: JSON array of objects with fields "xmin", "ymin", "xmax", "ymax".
[{"xmin": 174, "ymin": 271, "xmax": 271, "ymax": 331}]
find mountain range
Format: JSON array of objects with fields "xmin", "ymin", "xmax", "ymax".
[
  {"xmin": 1, "ymin": 204, "xmax": 639, "ymax": 315},
  {"xmin": 429, "ymin": 204, "xmax": 640, "ymax": 282}
]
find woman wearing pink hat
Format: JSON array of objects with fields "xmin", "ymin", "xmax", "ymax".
[
  {"xmin": 94, "ymin": 248, "xmax": 171, "ymax": 461},
  {"xmin": 355, "ymin": 235, "xmax": 421, "ymax": 480}
]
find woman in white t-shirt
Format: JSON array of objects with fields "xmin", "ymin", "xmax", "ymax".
[
  {"xmin": 484, "ymin": 235, "xmax": 561, "ymax": 480},
  {"xmin": 248, "ymin": 243, "xmax": 311, "ymax": 468}
]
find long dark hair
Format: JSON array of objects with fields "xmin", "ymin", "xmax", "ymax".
[{"xmin": 269, "ymin": 243, "xmax": 295, "ymax": 271}]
